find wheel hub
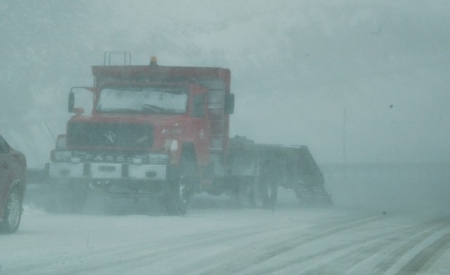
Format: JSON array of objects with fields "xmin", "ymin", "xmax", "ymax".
[{"xmin": 7, "ymin": 192, "xmax": 20, "ymax": 228}]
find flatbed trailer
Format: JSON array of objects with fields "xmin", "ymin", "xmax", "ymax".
[{"xmin": 228, "ymin": 136, "xmax": 331, "ymax": 208}]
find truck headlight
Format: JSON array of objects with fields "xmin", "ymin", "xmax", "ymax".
[{"xmin": 132, "ymin": 158, "xmax": 143, "ymax": 164}]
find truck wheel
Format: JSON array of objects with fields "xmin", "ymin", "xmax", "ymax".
[
  {"xmin": 165, "ymin": 174, "xmax": 191, "ymax": 216},
  {"xmin": 0, "ymin": 187, "xmax": 22, "ymax": 234},
  {"xmin": 165, "ymin": 159, "xmax": 196, "ymax": 216}
]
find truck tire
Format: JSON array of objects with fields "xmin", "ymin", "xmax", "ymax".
[
  {"xmin": 165, "ymin": 157, "xmax": 197, "ymax": 216},
  {"xmin": 255, "ymin": 161, "xmax": 278, "ymax": 209},
  {"xmin": 165, "ymin": 174, "xmax": 189, "ymax": 216},
  {"xmin": 0, "ymin": 187, "xmax": 22, "ymax": 234}
]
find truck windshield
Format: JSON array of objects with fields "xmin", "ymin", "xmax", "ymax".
[{"xmin": 96, "ymin": 87, "xmax": 187, "ymax": 114}]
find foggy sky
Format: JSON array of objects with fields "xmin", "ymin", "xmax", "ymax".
[{"xmin": 1, "ymin": 0, "xmax": 450, "ymax": 167}]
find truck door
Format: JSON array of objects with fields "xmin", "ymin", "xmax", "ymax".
[{"xmin": 191, "ymin": 93, "xmax": 210, "ymax": 165}]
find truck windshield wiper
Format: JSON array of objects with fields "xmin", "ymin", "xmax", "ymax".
[
  {"xmin": 97, "ymin": 108, "xmax": 140, "ymax": 113},
  {"xmin": 142, "ymin": 104, "xmax": 164, "ymax": 113}
]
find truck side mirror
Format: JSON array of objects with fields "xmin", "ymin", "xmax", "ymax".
[
  {"xmin": 225, "ymin": 93, "xmax": 235, "ymax": 115},
  {"xmin": 68, "ymin": 91, "xmax": 75, "ymax": 113}
]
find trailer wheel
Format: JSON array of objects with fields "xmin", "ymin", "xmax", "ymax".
[
  {"xmin": 256, "ymin": 162, "xmax": 278, "ymax": 209},
  {"xmin": 0, "ymin": 187, "xmax": 22, "ymax": 234},
  {"xmin": 165, "ymin": 157, "xmax": 197, "ymax": 216},
  {"xmin": 258, "ymin": 175, "xmax": 278, "ymax": 209}
]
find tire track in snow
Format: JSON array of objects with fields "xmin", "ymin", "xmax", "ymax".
[
  {"xmin": 365, "ymin": 219, "xmax": 450, "ymax": 275},
  {"xmin": 299, "ymin": 225, "xmax": 442, "ymax": 275},
  {"xmin": 189, "ymin": 216, "xmax": 450, "ymax": 275},
  {"xmin": 274, "ymin": 218, "xmax": 447, "ymax": 274},
  {"xmin": 395, "ymin": 231, "xmax": 450, "ymax": 275},
  {"xmin": 178, "ymin": 215, "xmax": 383, "ymax": 275},
  {"xmin": 65, "ymin": 213, "xmax": 371, "ymax": 275},
  {"xmin": 7, "ymin": 211, "xmax": 363, "ymax": 274},
  {"xmin": 251, "ymin": 222, "xmax": 425, "ymax": 275},
  {"xmin": 5, "ymin": 223, "xmax": 267, "ymax": 274}
]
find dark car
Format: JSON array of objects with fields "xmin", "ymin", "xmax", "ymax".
[{"xmin": 0, "ymin": 135, "xmax": 26, "ymax": 233}]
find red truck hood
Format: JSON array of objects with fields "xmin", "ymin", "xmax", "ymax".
[
  {"xmin": 69, "ymin": 114, "xmax": 184, "ymax": 127},
  {"xmin": 66, "ymin": 114, "xmax": 186, "ymax": 152}
]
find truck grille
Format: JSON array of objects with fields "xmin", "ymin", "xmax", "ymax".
[{"xmin": 67, "ymin": 122, "xmax": 153, "ymax": 149}]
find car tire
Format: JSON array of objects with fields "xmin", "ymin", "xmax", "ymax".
[{"xmin": 0, "ymin": 187, "xmax": 22, "ymax": 234}]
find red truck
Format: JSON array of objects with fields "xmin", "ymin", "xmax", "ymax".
[{"xmin": 49, "ymin": 52, "xmax": 330, "ymax": 215}]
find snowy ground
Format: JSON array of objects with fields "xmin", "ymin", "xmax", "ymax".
[{"xmin": 1, "ymin": 187, "xmax": 450, "ymax": 275}]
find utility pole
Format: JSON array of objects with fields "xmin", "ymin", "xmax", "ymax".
[
  {"xmin": 343, "ymin": 109, "xmax": 347, "ymax": 182},
  {"xmin": 343, "ymin": 109, "xmax": 347, "ymax": 165}
]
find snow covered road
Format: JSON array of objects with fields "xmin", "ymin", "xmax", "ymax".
[{"xmin": 1, "ymin": 191, "xmax": 450, "ymax": 274}]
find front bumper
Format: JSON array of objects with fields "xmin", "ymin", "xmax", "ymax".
[{"xmin": 49, "ymin": 162, "xmax": 167, "ymax": 181}]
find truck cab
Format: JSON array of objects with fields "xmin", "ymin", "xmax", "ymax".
[{"xmin": 49, "ymin": 54, "xmax": 234, "ymax": 215}]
